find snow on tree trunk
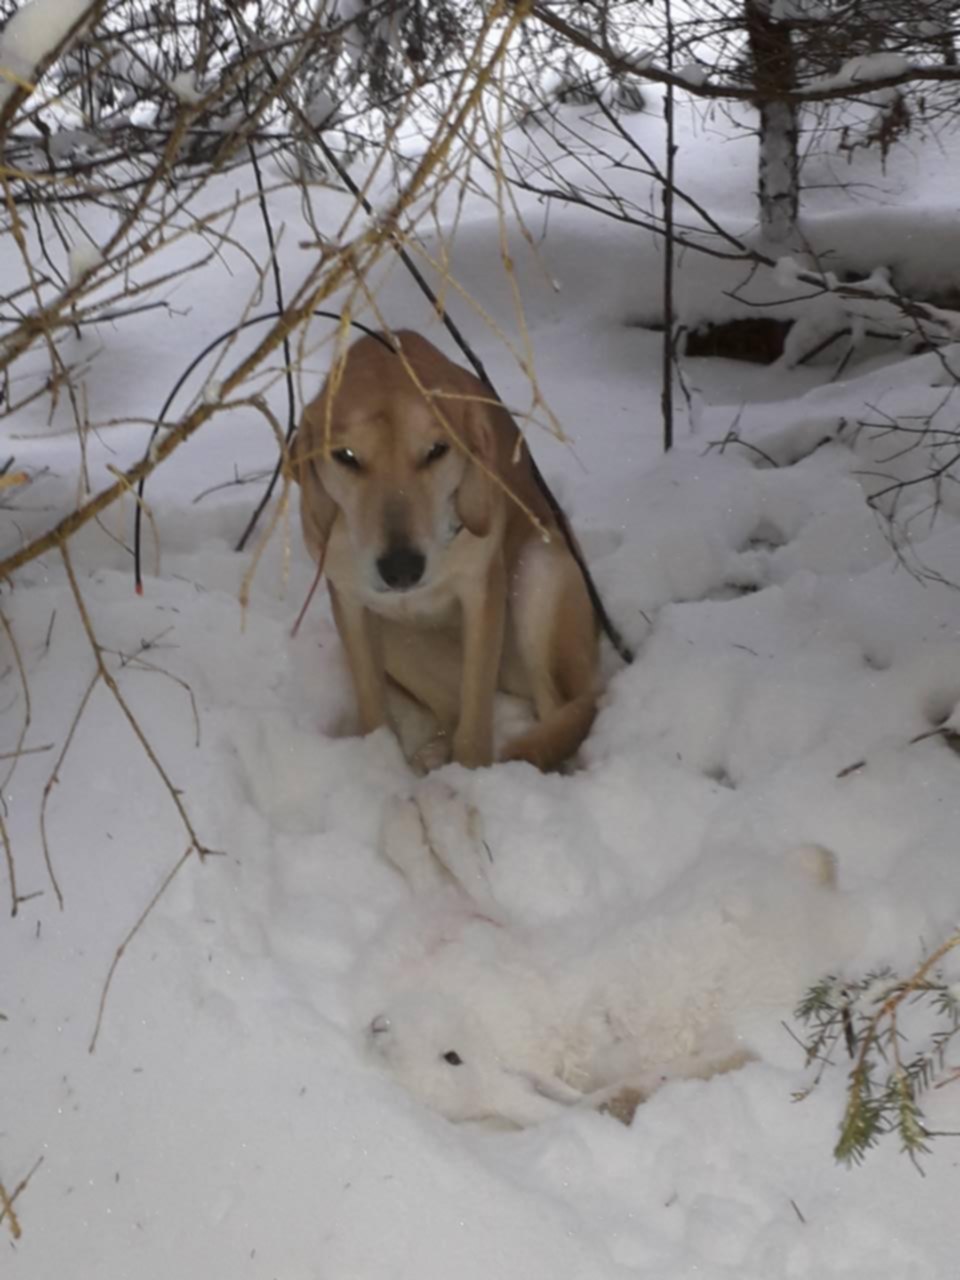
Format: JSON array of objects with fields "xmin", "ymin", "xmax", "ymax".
[{"xmin": 745, "ymin": 0, "xmax": 800, "ymax": 248}]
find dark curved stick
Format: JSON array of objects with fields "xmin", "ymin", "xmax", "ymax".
[
  {"xmin": 233, "ymin": 137, "xmax": 296, "ymax": 555},
  {"xmin": 312, "ymin": 140, "xmax": 634, "ymax": 663},
  {"xmin": 234, "ymin": 34, "xmax": 635, "ymax": 665},
  {"xmin": 133, "ymin": 310, "xmax": 390, "ymax": 591}
]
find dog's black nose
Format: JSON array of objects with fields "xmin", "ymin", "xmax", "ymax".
[{"xmin": 377, "ymin": 546, "xmax": 426, "ymax": 590}]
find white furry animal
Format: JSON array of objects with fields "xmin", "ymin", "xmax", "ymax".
[{"xmin": 354, "ymin": 782, "xmax": 858, "ymax": 1127}]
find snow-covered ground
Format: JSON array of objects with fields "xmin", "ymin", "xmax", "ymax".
[{"xmin": 4, "ymin": 82, "xmax": 960, "ymax": 1279}]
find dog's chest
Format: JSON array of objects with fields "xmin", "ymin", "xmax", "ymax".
[{"xmin": 363, "ymin": 578, "xmax": 462, "ymax": 628}]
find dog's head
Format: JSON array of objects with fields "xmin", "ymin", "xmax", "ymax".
[{"xmin": 293, "ymin": 331, "xmax": 498, "ymax": 594}]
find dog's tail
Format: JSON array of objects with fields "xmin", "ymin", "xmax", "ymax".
[{"xmin": 500, "ymin": 691, "xmax": 597, "ymax": 772}]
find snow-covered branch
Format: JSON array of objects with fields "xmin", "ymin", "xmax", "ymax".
[{"xmin": 523, "ymin": 2, "xmax": 960, "ymax": 105}]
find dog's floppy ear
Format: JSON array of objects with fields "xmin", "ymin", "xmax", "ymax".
[
  {"xmin": 292, "ymin": 406, "xmax": 338, "ymax": 561},
  {"xmin": 453, "ymin": 387, "xmax": 497, "ymax": 539}
]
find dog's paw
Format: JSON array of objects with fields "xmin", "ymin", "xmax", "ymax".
[
  {"xmin": 451, "ymin": 728, "xmax": 494, "ymax": 770},
  {"xmin": 411, "ymin": 732, "xmax": 452, "ymax": 776}
]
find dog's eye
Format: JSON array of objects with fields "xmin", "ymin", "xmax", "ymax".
[
  {"xmin": 423, "ymin": 441, "xmax": 449, "ymax": 466},
  {"xmin": 442, "ymin": 1050, "xmax": 463, "ymax": 1066},
  {"xmin": 332, "ymin": 447, "xmax": 362, "ymax": 471}
]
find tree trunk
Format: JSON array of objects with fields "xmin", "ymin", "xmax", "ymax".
[{"xmin": 744, "ymin": 1, "xmax": 800, "ymax": 247}]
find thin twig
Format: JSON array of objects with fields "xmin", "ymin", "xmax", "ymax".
[
  {"xmin": 235, "ymin": 398, "xmax": 293, "ymax": 619},
  {"xmin": 89, "ymin": 846, "xmax": 194, "ymax": 1053},
  {"xmin": 290, "ymin": 545, "xmax": 327, "ymax": 639},
  {"xmin": 0, "ymin": 606, "xmax": 32, "ymax": 804},
  {"xmin": 40, "ymin": 671, "xmax": 99, "ymax": 911},
  {"xmin": 0, "ymin": 1179, "xmax": 20, "ymax": 1240},
  {"xmin": 0, "ymin": 742, "xmax": 52, "ymax": 761},
  {"xmin": 0, "ymin": 811, "xmax": 17, "ymax": 917},
  {"xmin": 60, "ymin": 543, "xmax": 214, "ymax": 860},
  {"xmin": 661, "ymin": 0, "xmax": 676, "ymax": 453},
  {"xmin": 104, "ymin": 652, "xmax": 201, "ymax": 750},
  {"xmin": 0, "ymin": 1156, "xmax": 43, "ymax": 1239},
  {"xmin": 233, "ymin": 129, "xmax": 296, "ymax": 553}
]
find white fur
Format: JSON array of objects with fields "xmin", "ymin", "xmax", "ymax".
[{"xmin": 355, "ymin": 782, "xmax": 857, "ymax": 1126}]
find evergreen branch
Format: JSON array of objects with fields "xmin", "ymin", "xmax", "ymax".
[{"xmin": 796, "ymin": 934, "xmax": 960, "ymax": 1167}]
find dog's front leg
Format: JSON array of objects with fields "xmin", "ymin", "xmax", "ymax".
[
  {"xmin": 329, "ymin": 583, "xmax": 388, "ymax": 736},
  {"xmin": 453, "ymin": 558, "xmax": 505, "ymax": 768}
]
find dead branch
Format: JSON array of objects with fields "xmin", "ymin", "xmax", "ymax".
[
  {"xmin": 40, "ymin": 670, "xmax": 98, "ymax": 911},
  {"xmin": 0, "ymin": 809, "xmax": 16, "ymax": 917},
  {"xmin": 60, "ymin": 543, "xmax": 215, "ymax": 859},
  {"xmin": 89, "ymin": 843, "xmax": 194, "ymax": 1053},
  {"xmin": 0, "ymin": 1178, "xmax": 19, "ymax": 1240},
  {"xmin": 0, "ymin": 1155, "xmax": 43, "ymax": 1240},
  {"xmin": 0, "ymin": 604, "xmax": 32, "ymax": 802}
]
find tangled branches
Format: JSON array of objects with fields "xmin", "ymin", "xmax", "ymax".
[{"xmin": 0, "ymin": 0, "xmax": 535, "ymax": 1056}]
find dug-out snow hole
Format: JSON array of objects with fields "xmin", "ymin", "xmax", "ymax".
[{"xmin": 683, "ymin": 318, "xmax": 793, "ymax": 365}]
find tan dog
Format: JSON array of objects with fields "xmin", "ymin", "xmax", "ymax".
[{"xmin": 292, "ymin": 329, "xmax": 598, "ymax": 770}]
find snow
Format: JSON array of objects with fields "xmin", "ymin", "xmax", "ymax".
[
  {"xmin": 0, "ymin": 0, "xmax": 94, "ymax": 108},
  {"xmin": 809, "ymin": 53, "xmax": 912, "ymax": 95},
  {"xmin": 772, "ymin": 0, "xmax": 829, "ymax": 18},
  {"xmin": 674, "ymin": 61, "xmax": 708, "ymax": 88},
  {"xmin": 4, "ymin": 62, "xmax": 960, "ymax": 1280},
  {"xmin": 671, "ymin": 201, "xmax": 960, "ymax": 360},
  {"xmin": 361, "ymin": 803, "xmax": 853, "ymax": 1123},
  {"xmin": 305, "ymin": 85, "xmax": 338, "ymax": 129},
  {"xmin": 168, "ymin": 70, "xmax": 202, "ymax": 105},
  {"xmin": 774, "ymin": 255, "xmax": 804, "ymax": 288},
  {"xmin": 67, "ymin": 243, "xmax": 102, "ymax": 284}
]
